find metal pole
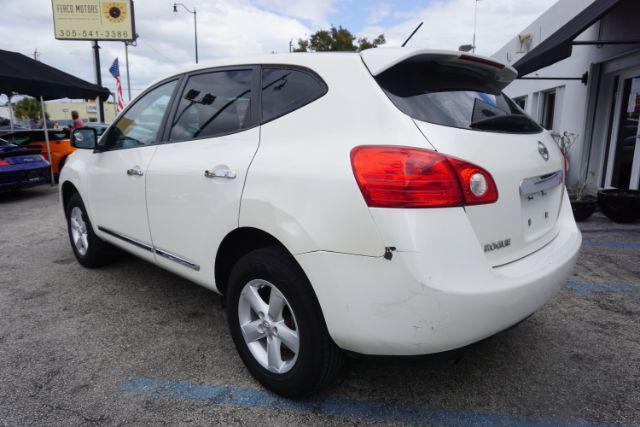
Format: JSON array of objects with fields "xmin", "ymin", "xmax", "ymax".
[
  {"xmin": 39, "ymin": 96, "xmax": 55, "ymax": 186},
  {"xmin": 92, "ymin": 41, "xmax": 105, "ymax": 122},
  {"xmin": 8, "ymin": 95, "xmax": 14, "ymax": 132},
  {"xmin": 472, "ymin": 0, "xmax": 479, "ymax": 53},
  {"xmin": 193, "ymin": 8, "xmax": 198, "ymax": 64},
  {"xmin": 124, "ymin": 42, "xmax": 132, "ymax": 101}
]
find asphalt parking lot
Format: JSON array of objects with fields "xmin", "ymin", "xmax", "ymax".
[{"xmin": 1, "ymin": 186, "xmax": 639, "ymax": 426}]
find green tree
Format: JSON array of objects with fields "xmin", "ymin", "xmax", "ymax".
[
  {"xmin": 13, "ymin": 97, "xmax": 42, "ymax": 121},
  {"xmin": 294, "ymin": 26, "xmax": 385, "ymax": 52}
]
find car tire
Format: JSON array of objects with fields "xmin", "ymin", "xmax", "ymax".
[
  {"xmin": 65, "ymin": 192, "xmax": 113, "ymax": 268},
  {"xmin": 226, "ymin": 246, "xmax": 343, "ymax": 397}
]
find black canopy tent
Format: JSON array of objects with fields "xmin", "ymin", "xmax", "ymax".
[
  {"xmin": 513, "ymin": 0, "xmax": 629, "ymax": 77},
  {"xmin": 0, "ymin": 49, "xmax": 110, "ymax": 184}
]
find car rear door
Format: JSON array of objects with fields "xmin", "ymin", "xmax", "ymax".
[
  {"xmin": 145, "ymin": 66, "xmax": 260, "ymax": 289},
  {"xmin": 87, "ymin": 78, "xmax": 179, "ymax": 262}
]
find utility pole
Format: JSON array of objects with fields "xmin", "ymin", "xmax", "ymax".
[
  {"xmin": 92, "ymin": 41, "xmax": 105, "ymax": 123},
  {"xmin": 289, "ymin": 39, "xmax": 293, "ymax": 52},
  {"xmin": 33, "ymin": 48, "xmax": 40, "ymax": 61}
]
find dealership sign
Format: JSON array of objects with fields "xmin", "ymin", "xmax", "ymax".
[{"xmin": 51, "ymin": 0, "xmax": 136, "ymax": 41}]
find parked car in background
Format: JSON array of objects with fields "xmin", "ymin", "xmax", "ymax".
[
  {"xmin": 0, "ymin": 123, "xmax": 28, "ymax": 137},
  {"xmin": 60, "ymin": 48, "xmax": 581, "ymax": 397},
  {"xmin": 1, "ymin": 129, "xmax": 72, "ymax": 177},
  {"xmin": 0, "ymin": 138, "xmax": 50, "ymax": 192}
]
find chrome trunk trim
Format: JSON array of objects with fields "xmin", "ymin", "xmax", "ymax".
[{"xmin": 519, "ymin": 170, "xmax": 564, "ymax": 196}]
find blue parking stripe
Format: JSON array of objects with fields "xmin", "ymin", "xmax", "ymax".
[
  {"xmin": 121, "ymin": 377, "xmax": 599, "ymax": 426},
  {"xmin": 583, "ymin": 240, "xmax": 640, "ymax": 249},
  {"xmin": 565, "ymin": 279, "xmax": 640, "ymax": 297}
]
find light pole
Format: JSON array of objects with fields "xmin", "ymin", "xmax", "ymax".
[
  {"xmin": 472, "ymin": 0, "xmax": 481, "ymax": 53},
  {"xmin": 173, "ymin": 3, "xmax": 198, "ymax": 64}
]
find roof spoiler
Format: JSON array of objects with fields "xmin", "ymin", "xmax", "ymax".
[{"xmin": 360, "ymin": 48, "xmax": 518, "ymax": 90}]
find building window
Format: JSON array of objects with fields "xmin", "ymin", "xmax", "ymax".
[
  {"xmin": 513, "ymin": 96, "xmax": 527, "ymax": 111},
  {"xmin": 541, "ymin": 90, "xmax": 556, "ymax": 130}
]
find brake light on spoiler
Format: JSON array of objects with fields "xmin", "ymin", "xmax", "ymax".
[{"xmin": 350, "ymin": 146, "xmax": 498, "ymax": 208}]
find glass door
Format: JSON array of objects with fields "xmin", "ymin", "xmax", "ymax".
[{"xmin": 605, "ymin": 69, "xmax": 640, "ymax": 190}]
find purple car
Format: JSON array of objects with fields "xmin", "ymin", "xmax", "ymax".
[{"xmin": 0, "ymin": 138, "xmax": 50, "ymax": 192}]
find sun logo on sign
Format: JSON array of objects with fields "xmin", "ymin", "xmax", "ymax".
[{"xmin": 102, "ymin": 2, "xmax": 127, "ymax": 23}]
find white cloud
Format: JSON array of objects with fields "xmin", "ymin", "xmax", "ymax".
[
  {"xmin": 367, "ymin": 2, "xmax": 391, "ymax": 25},
  {"xmin": 0, "ymin": 0, "xmax": 560, "ymax": 105},
  {"xmin": 361, "ymin": 0, "xmax": 558, "ymax": 56},
  {"xmin": 0, "ymin": 0, "xmax": 310, "ymax": 100},
  {"xmin": 253, "ymin": 0, "xmax": 335, "ymax": 25}
]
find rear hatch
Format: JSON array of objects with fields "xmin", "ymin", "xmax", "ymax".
[{"xmin": 362, "ymin": 48, "xmax": 566, "ymax": 266}]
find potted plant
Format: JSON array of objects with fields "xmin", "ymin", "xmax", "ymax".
[
  {"xmin": 568, "ymin": 178, "xmax": 597, "ymax": 222},
  {"xmin": 597, "ymin": 189, "xmax": 640, "ymax": 223}
]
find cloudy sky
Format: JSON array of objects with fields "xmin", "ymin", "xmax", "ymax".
[{"xmin": 1, "ymin": 0, "xmax": 558, "ymax": 102}]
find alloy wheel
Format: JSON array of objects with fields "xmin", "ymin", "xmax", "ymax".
[
  {"xmin": 70, "ymin": 206, "xmax": 89, "ymax": 256},
  {"xmin": 238, "ymin": 279, "xmax": 300, "ymax": 374}
]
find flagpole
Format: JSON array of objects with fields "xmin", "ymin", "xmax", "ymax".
[{"xmin": 124, "ymin": 41, "xmax": 132, "ymax": 102}]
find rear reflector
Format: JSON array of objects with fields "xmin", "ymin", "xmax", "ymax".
[{"xmin": 350, "ymin": 146, "xmax": 498, "ymax": 208}]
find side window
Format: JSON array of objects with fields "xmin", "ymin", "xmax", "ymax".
[
  {"xmin": 102, "ymin": 80, "xmax": 177, "ymax": 149},
  {"xmin": 261, "ymin": 67, "xmax": 326, "ymax": 123},
  {"xmin": 169, "ymin": 70, "xmax": 253, "ymax": 141}
]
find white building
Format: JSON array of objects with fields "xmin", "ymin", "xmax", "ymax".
[{"xmin": 493, "ymin": 0, "xmax": 640, "ymax": 190}]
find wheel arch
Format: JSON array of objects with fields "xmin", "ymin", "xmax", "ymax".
[
  {"xmin": 214, "ymin": 227, "xmax": 299, "ymax": 296},
  {"xmin": 61, "ymin": 180, "xmax": 80, "ymax": 215}
]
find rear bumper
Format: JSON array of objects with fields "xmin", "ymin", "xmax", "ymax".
[
  {"xmin": 0, "ymin": 165, "xmax": 50, "ymax": 191},
  {"xmin": 296, "ymin": 193, "xmax": 581, "ymax": 355}
]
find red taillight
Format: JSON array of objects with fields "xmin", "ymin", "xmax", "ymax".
[
  {"xmin": 350, "ymin": 146, "xmax": 498, "ymax": 208},
  {"xmin": 0, "ymin": 159, "xmax": 9, "ymax": 166},
  {"xmin": 447, "ymin": 157, "xmax": 499, "ymax": 205}
]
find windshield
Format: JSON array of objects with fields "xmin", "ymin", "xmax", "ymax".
[{"xmin": 376, "ymin": 61, "xmax": 542, "ymax": 134}]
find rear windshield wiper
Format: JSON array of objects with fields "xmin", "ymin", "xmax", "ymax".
[{"xmin": 469, "ymin": 113, "xmax": 536, "ymax": 130}]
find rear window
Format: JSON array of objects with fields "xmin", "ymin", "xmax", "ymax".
[{"xmin": 376, "ymin": 61, "xmax": 542, "ymax": 134}]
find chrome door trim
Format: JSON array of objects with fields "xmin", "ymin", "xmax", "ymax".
[
  {"xmin": 154, "ymin": 247, "xmax": 201, "ymax": 271},
  {"xmin": 97, "ymin": 226, "xmax": 154, "ymax": 252},
  {"xmin": 97, "ymin": 226, "xmax": 200, "ymax": 271},
  {"xmin": 520, "ymin": 170, "xmax": 564, "ymax": 196}
]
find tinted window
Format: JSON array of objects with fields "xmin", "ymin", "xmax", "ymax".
[
  {"xmin": 261, "ymin": 68, "xmax": 326, "ymax": 123},
  {"xmin": 376, "ymin": 62, "xmax": 542, "ymax": 134},
  {"xmin": 170, "ymin": 70, "xmax": 253, "ymax": 141},
  {"xmin": 102, "ymin": 80, "xmax": 177, "ymax": 149}
]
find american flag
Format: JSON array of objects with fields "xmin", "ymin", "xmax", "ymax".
[{"xmin": 109, "ymin": 58, "xmax": 124, "ymax": 112}]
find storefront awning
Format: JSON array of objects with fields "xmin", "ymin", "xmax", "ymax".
[{"xmin": 513, "ymin": 0, "xmax": 623, "ymax": 77}]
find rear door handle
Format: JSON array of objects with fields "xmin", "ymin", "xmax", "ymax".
[
  {"xmin": 127, "ymin": 166, "xmax": 144, "ymax": 176},
  {"xmin": 204, "ymin": 167, "xmax": 236, "ymax": 179}
]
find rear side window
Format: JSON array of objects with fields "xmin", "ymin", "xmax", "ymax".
[
  {"xmin": 376, "ymin": 62, "xmax": 542, "ymax": 134},
  {"xmin": 170, "ymin": 69, "xmax": 253, "ymax": 141},
  {"xmin": 261, "ymin": 67, "xmax": 326, "ymax": 123}
]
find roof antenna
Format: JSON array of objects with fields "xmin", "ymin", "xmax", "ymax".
[{"xmin": 402, "ymin": 22, "xmax": 423, "ymax": 47}]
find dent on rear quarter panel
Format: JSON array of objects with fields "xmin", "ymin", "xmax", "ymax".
[{"xmin": 239, "ymin": 55, "xmax": 434, "ymax": 257}]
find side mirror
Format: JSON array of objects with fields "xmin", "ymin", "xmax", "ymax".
[{"xmin": 71, "ymin": 128, "xmax": 97, "ymax": 149}]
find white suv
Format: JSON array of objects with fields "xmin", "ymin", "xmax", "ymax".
[{"xmin": 61, "ymin": 48, "xmax": 581, "ymax": 397}]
